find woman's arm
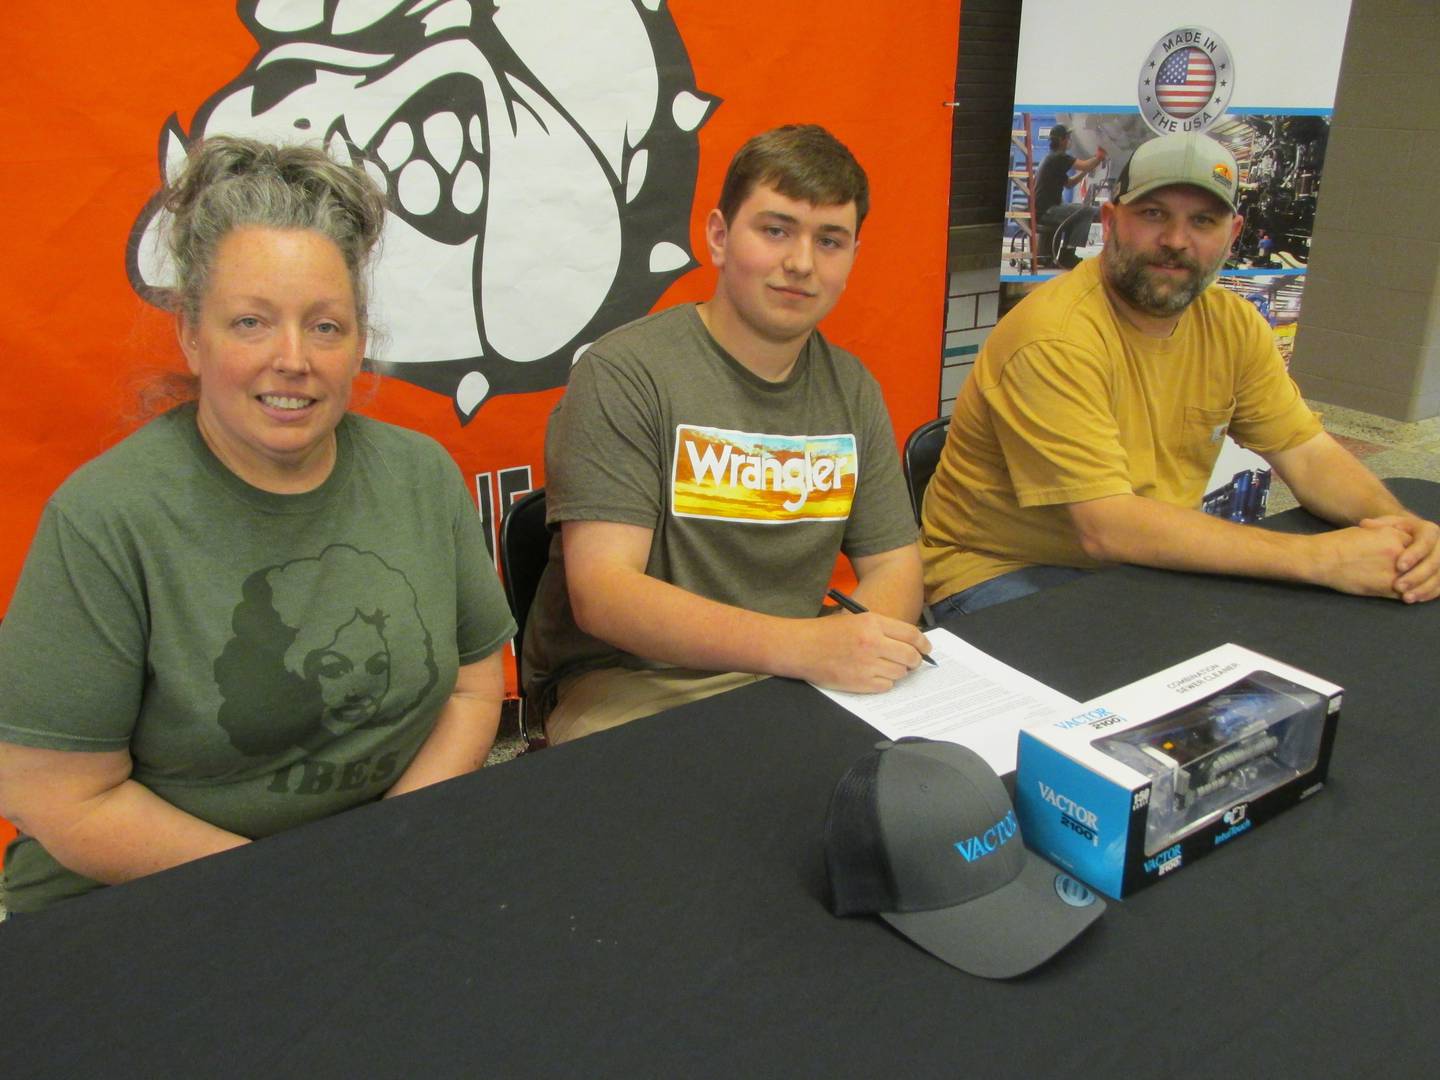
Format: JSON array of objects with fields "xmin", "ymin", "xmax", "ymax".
[
  {"xmin": 0, "ymin": 742, "xmax": 249, "ymax": 884},
  {"xmin": 384, "ymin": 650, "xmax": 506, "ymax": 798}
]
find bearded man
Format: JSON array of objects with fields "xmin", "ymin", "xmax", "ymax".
[{"xmin": 920, "ymin": 132, "xmax": 1440, "ymax": 615}]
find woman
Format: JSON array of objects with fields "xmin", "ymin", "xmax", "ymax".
[{"xmin": 0, "ymin": 138, "xmax": 515, "ymax": 914}]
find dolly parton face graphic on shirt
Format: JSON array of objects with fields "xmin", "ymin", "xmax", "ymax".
[
  {"xmin": 216, "ymin": 545, "xmax": 438, "ymax": 755},
  {"xmin": 305, "ymin": 611, "xmax": 393, "ymax": 734}
]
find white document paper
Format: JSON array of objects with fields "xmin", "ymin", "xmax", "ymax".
[{"xmin": 815, "ymin": 628, "xmax": 1078, "ymax": 773}]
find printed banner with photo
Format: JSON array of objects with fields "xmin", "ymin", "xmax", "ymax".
[
  {"xmin": 1002, "ymin": 0, "xmax": 1351, "ymax": 515},
  {"xmin": 0, "ymin": 1, "xmax": 960, "ymax": 690}
]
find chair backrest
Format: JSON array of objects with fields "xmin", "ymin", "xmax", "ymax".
[
  {"xmin": 902, "ymin": 417, "xmax": 950, "ymax": 525},
  {"xmin": 498, "ymin": 487, "xmax": 549, "ymax": 688}
]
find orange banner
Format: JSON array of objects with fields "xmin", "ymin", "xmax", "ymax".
[{"xmin": 0, "ymin": 2, "xmax": 959, "ymax": 688}]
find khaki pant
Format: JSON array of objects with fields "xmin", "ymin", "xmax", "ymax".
[{"xmin": 544, "ymin": 666, "xmax": 767, "ymax": 745}]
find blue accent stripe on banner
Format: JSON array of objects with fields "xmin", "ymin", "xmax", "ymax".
[
  {"xmin": 1219, "ymin": 268, "xmax": 1308, "ymax": 278},
  {"xmin": 1014, "ymin": 104, "xmax": 1136, "ymax": 114},
  {"xmin": 1003, "ymin": 269, "xmax": 1305, "ymax": 285},
  {"xmin": 1227, "ymin": 107, "xmax": 1333, "ymax": 116}
]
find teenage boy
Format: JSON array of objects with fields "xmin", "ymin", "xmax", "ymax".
[{"xmin": 525, "ymin": 125, "xmax": 928, "ymax": 743}]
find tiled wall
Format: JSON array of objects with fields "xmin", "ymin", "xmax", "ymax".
[{"xmin": 939, "ymin": 266, "xmax": 1001, "ymax": 415}]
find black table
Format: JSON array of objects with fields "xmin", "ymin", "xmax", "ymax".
[{"xmin": 6, "ymin": 480, "xmax": 1439, "ymax": 1078}]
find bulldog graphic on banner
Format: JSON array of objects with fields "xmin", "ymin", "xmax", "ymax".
[{"xmin": 127, "ymin": 0, "xmax": 715, "ymax": 422}]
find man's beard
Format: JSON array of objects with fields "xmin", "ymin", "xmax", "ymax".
[{"xmin": 1102, "ymin": 236, "xmax": 1226, "ymax": 318}]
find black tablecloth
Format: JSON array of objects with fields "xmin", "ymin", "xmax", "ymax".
[{"xmin": 5, "ymin": 480, "xmax": 1438, "ymax": 1078}]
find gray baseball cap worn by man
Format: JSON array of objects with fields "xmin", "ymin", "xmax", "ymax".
[{"xmin": 1115, "ymin": 131, "xmax": 1239, "ymax": 211}]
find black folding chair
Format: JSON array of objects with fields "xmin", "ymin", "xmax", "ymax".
[
  {"xmin": 902, "ymin": 417, "xmax": 950, "ymax": 525},
  {"xmin": 498, "ymin": 488, "xmax": 550, "ymax": 751}
]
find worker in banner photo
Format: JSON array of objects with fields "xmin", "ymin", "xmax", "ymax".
[{"xmin": 1034, "ymin": 122, "xmax": 1107, "ymax": 269}]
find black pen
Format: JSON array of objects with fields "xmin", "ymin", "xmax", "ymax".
[{"xmin": 826, "ymin": 588, "xmax": 938, "ymax": 667}]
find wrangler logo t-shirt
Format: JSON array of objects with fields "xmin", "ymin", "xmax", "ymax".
[{"xmin": 671, "ymin": 424, "xmax": 858, "ymax": 522}]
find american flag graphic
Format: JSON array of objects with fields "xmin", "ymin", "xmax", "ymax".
[{"xmin": 1156, "ymin": 47, "xmax": 1216, "ymax": 119}]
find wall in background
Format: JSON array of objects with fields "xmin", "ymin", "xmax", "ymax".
[{"xmin": 1290, "ymin": 0, "xmax": 1440, "ymax": 422}]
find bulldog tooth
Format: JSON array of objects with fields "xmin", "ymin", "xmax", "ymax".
[
  {"xmin": 254, "ymin": 0, "xmax": 325, "ymax": 34},
  {"xmin": 363, "ymin": 158, "xmax": 389, "ymax": 193},
  {"xmin": 455, "ymin": 371, "xmax": 490, "ymax": 417},
  {"xmin": 649, "ymin": 242, "xmax": 688, "ymax": 273},
  {"xmin": 398, "ymin": 159, "xmax": 441, "ymax": 215},
  {"xmin": 163, "ymin": 124, "xmax": 188, "ymax": 185},
  {"xmin": 671, "ymin": 90, "xmax": 713, "ymax": 133},
  {"xmin": 424, "ymin": 111, "xmax": 464, "ymax": 174},
  {"xmin": 453, "ymin": 160, "xmax": 484, "ymax": 214},
  {"xmin": 324, "ymin": 129, "xmax": 350, "ymax": 165},
  {"xmin": 377, "ymin": 122, "xmax": 414, "ymax": 171},
  {"xmin": 625, "ymin": 148, "xmax": 648, "ymax": 203}
]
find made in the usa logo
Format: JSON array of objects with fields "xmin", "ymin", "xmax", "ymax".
[{"xmin": 1138, "ymin": 27, "xmax": 1235, "ymax": 135}]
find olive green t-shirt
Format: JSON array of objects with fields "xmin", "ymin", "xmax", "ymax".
[{"xmin": 0, "ymin": 405, "xmax": 514, "ymax": 913}]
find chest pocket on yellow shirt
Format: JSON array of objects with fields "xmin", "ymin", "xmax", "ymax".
[{"xmin": 1179, "ymin": 400, "xmax": 1237, "ymax": 475}]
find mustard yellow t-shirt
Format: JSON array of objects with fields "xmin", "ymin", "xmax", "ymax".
[{"xmin": 921, "ymin": 258, "xmax": 1322, "ymax": 602}]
